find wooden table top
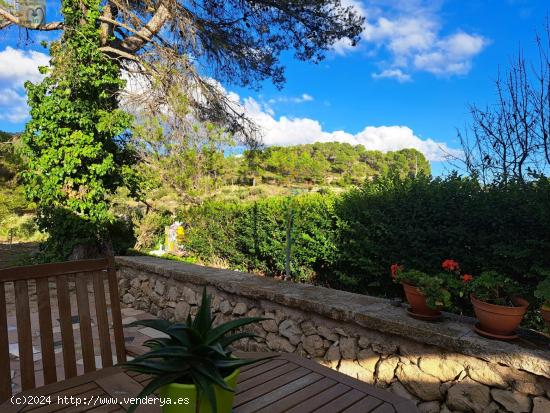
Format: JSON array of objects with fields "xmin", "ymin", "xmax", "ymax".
[{"xmin": 2, "ymin": 353, "xmax": 418, "ymax": 413}]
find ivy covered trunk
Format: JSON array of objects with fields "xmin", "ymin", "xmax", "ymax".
[{"xmin": 21, "ymin": 0, "xmax": 134, "ymax": 260}]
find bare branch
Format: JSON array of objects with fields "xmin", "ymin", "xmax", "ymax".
[
  {"xmin": 119, "ymin": 2, "xmax": 171, "ymax": 52},
  {"xmin": 99, "ymin": 16, "xmax": 151, "ymax": 43},
  {"xmin": 0, "ymin": 8, "xmax": 63, "ymax": 31},
  {"xmin": 99, "ymin": 46, "xmax": 139, "ymax": 61}
]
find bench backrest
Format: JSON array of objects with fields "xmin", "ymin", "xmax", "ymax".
[{"xmin": 0, "ymin": 258, "xmax": 126, "ymax": 401}]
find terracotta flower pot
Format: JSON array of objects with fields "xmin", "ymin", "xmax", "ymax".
[
  {"xmin": 402, "ymin": 283, "xmax": 441, "ymax": 318},
  {"xmin": 471, "ymin": 294, "xmax": 528, "ymax": 337},
  {"xmin": 541, "ymin": 305, "xmax": 550, "ymax": 329}
]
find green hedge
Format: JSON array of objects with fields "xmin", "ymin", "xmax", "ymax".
[
  {"xmin": 331, "ymin": 175, "xmax": 550, "ymax": 300},
  {"xmin": 178, "ymin": 193, "xmax": 337, "ymax": 281},
  {"xmin": 175, "ymin": 175, "xmax": 550, "ymax": 327}
]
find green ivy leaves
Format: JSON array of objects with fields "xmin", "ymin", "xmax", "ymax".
[{"xmin": 20, "ymin": 0, "xmax": 135, "ymax": 259}]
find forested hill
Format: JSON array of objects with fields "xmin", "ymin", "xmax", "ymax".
[
  {"xmin": 239, "ymin": 142, "xmax": 431, "ymax": 186},
  {"xmin": 1, "ymin": 130, "xmax": 430, "ymax": 192}
]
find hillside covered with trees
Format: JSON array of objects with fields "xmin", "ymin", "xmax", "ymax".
[
  {"xmin": 135, "ymin": 139, "xmax": 431, "ymax": 200},
  {"xmin": 240, "ymin": 143, "xmax": 430, "ymax": 186}
]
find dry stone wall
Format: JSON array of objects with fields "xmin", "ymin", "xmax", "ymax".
[{"xmin": 116, "ymin": 256, "xmax": 550, "ymax": 413}]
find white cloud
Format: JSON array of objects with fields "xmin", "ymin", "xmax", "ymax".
[
  {"xmin": 242, "ymin": 96, "xmax": 459, "ymax": 161},
  {"xmin": 0, "ymin": 47, "xmax": 49, "ymax": 124},
  {"xmin": 267, "ymin": 93, "xmax": 314, "ymax": 104},
  {"xmin": 0, "ymin": 47, "xmax": 49, "ymax": 86},
  {"xmin": 298, "ymin": 93, "xmax": 314, "ymax": 102},
  {"xmin": 335, "ymin": 1, "xmax": 487, "ymax": 79},
  {"xmin": 372, "ymin": 69, "xmax": 411, "ymax": 82},
  {"xmin": 413, "ymin": 32, "xmax": 487, "ymax": 75}
]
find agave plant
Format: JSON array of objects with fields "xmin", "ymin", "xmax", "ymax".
[{"xmin": 120, "ymin": 288, "xmax": 270, "ymax": 413}]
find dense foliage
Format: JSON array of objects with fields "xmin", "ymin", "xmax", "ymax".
[
  {"xmin": 178, "ymin": 193, "xmax": 337, "ymax": 282},
  {"xmin": 535, "ymin": 275, "xmax": 550, "ymax": 307},
  {"xmin": 21, "ymin": 1, "xmax": 136, "ymax": 259},
  {"xmin": 173, "ymin": 175, "xmax": 550, "ymax": 327},
  {"xmin": 0, "ymin": 132, "xmax": 40, "ymax": 242},
  {"xmin": 333, "ymin": 175, "xmax": 550, "ymax": 298}
]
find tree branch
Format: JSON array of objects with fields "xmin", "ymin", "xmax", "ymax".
[
  {"xmin": 98, "ymin": 16, "xmax": 151, "ymax": 43},
  {"xmin": 119, "ymin": 2, "xmax": 171, "ymax": 52},
  {"xmin": 99, "ymin": 46, "xmax": 139, "ymax": 61},
  {"xmin": 0, "ymin": 8, "xmax": 63, "ymax": 31}
]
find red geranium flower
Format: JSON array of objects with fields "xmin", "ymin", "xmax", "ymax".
[
  {"xmin": 390, "ymin": 263, "xmax": 402, "ymax": 280},
  {"xmin": 442, "ymin": 259, "xmax": 460, "ymax": 272},
  {"xmin": 461, "ymin": 274, "xmax": 473, "ymax": 283}
]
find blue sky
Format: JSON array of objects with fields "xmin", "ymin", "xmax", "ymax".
[{"xmin": 0, "ymin": 0, "xmax": 548, "ymax": 175}]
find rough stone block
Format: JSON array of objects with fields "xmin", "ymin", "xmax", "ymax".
[
  {"xmin": 490, "ymin": 389, "xmax": 532, "ymax": 413},
  {"xmin": 397, "ymin": 363, "xmax": 442, "ymax": 401},
  {"xmin": 446, "ymin": 378, "xmax": 491, "ymax": 413}
]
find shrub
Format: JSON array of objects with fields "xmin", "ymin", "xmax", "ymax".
[
  {"xmin": 331, "ymin": 174, "xmax": 550, "ymax": 301},
  {"xmin": 178, "ymin": 193, "xmax": 337, "ymax": 282}
]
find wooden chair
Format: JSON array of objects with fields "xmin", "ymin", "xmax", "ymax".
[{"xmin": 0, "ymin": 257, "xmax": 126, "ymax": 402}]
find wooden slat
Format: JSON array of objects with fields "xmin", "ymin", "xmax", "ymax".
[
  {"xmin": 0, "ymin": 283, "xmax": 12, "ymax": 402},
  {"xmin": 239, "ymin": 356, "xmax": 274, "ymax": 373},
  {"xmin": 314, "ymin": 389, "xmax": 366, "ymax": 413},
  {"xmin": 75, "ymin": 274, "xmax": 95, "ymax": 373},
  {"xmin": 237, "ymin": 372, "xmax": 323, "ymax": 413},
  {"xmin": 255, "ymin": 377, "xmax": 337, "ymax": 413},
  {"xmin": 234, "ymin": 367, "xmax": 310, "ymax": 407},
  {"xmin": 237, "ymin": 359, "xmax": 288, "ymax": 382},
  {"xmin": 93, "ymin": 272, "xmax": 113, "ymax": 368},
  {"xmin": 15, "ymin": 279, "xmax": 35, "ymax": 390},
  {"xmin": 284, "ymin": 383, "xmax": 351, "ymax": 413},
  {"xmin": 106, "ymin": 257, "xmax": 126, "ymax": 363},
  {"xmin": 341, "ymin": 396, "xmax": 384, "ymax": 413},
  {"xmin": 56, "ymin": 275, "xmax": 77, "ymax": 379},
  {"xmin": 36, "ymin": 278, "xmax": 57, "ymax": 385},
  {"xmin": 130, "ymin": 373, "xmax": 151, "ymax": 384},
  {"xmin": 0, "ymin": 259, "xmax": 109, "ymax": 282},
  {"xmin": 237, "ymin": 362, "xmax": 298, "ymax": 392}
]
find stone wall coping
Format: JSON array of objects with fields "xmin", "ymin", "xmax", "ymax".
[{"xmin": 115, "ymin": 255, "xmax": 550, "ymax": 377}]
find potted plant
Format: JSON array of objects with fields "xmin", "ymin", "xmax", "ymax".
[
  {"xmin": 468, "ymin": 271, "xmax": 528, "ymax": 340},
  {"xmin": 121, "ymin": 288, "xmax": 271, "ymax": 413},
  {"xmin": 391, "ymin": 263, "xmax": 452, "ymax": 320},
  {"xmin": 535, "ymin": 276, "xmax": 550, "ymax": 329}
]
